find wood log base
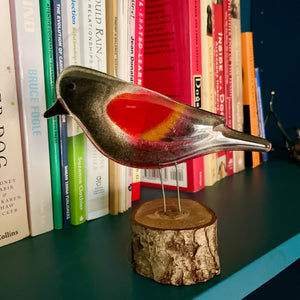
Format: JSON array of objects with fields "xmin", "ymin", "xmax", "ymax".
[{"xmin": 131, "ymin": 198, "xmax": 220, "ymax": 286}]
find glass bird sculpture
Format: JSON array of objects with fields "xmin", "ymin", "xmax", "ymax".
[{"xmin": 45, "ymin": 65, "xmax": 271, "ymax": 170}]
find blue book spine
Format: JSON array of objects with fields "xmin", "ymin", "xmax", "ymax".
[
  {"xmin": 255, "ymin": 68, "xmax": 268, "ymax": 161},
  {"xmin": 51, "ymin": 0, "xmax": 71, "ymax": 227}
]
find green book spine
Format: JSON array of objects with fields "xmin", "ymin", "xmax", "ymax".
[
  {"xmin": 68, "ymin": 129, "xmax": 86, "ymax": 225},
  {"xmin": 40, "ymin": 0, "xmax": 63, "ymax": 229}
]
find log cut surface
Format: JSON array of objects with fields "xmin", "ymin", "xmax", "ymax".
[{"xmin": 131, "ymin": 198, "xmax": 220, "ymax": 285}]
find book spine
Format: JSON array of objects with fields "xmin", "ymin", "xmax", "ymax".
[
  {"xmin": 131, "ymin": 0, "xmax": 145, "ymax": 201},
  {"xmin": 40, "ymin": 0, "xmax": 63, "ymax": 230},
  {"xmin": 213, "ymin": 1, "xmax": 227, "ymax": 181},
  {"xmin": 241, "ymin": 32, "xmax": 261, "ymax": 168},
  {"xmin": 188, "ymin": 0, "xmax": 205, "ymax": 191},
  {"xmin": 255, "ymin": 68, "xmax": 268, "ymax": 162},
  {"xmin": 223, "ymin": 0, "xmax": 234, "ymax": 176},
  {"xmin": 134, "ymin": 0, "xmax": 145, "ymax": 87},
  {"xmin": 0, "ymin": 0, "xmax": 30, "ymax": 247},
  {"xmin": 105, "ymin": 0, "xmax": 119, "ymax": 215},
  {"xmin": 80, "ymin": 0, "xmax": 109, "ymax": 220},
  {"xmin": 117, "ymin": 0, "xmax": 130, "ymax": 212},
  {"xmin": 141, "ymin": 0, "xmax": 204, "ymax": 192},
  {"xmin": 201, "ymin": 0, "xmax": 217, "ymax": 186},
  {"xmin": 10, "ymin": 0, "xmax": 54, "ymax": 236},
  {"xmin": 50, "ymin": 0, "xmax": 71, "ymax": 227},
  {"xmin": 62, "ymin": 0, "xmax": 86, "ymax": 224},
  {"xmin": 231, "ymin": 0, "xmax": 245, "ymax": 173},
  {"xmin": 106, "ymin": 0, "xmax": 118, "ymax": 77},
  {"xmin": 127, "ymin": 0, "xmax": 136, "ymax": 206}
]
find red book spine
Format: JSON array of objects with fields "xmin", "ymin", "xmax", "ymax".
[
  {"xmin": 223, "ymin": 0, "xmax": 234, "ymax": 176},
  {"xmin": 141, "ymin": 0, "xmax": 204, "ymax": 192}
]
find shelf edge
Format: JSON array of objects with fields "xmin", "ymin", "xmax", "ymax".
[{"xmin": 193, "ymin": 233, "xmax": 300, "ymax": 300}]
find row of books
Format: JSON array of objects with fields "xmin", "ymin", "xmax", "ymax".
[
  {"xmin": 0, "ymin": 0, "xmax": 145, "ymax": 247},
  {"xmin": 0, "ymin": 0, "xmax": 266, "ymax": 248},
  {"xmin": 140, "ymin": 0, "xmax": 267, "ymax": 192}
]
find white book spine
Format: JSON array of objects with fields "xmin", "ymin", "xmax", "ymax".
[
  {"xmin": 0, "ymin": 0, "xmax": 30, "ymax": 247},
  {"xmin": 231, "ymin": 0, "xmax": 245, "ymax": 173},
  {"xmin": 10, "ymin": 0, "xmax": 53, "ymax": 236},
  {"xmin": 80, "ymin": 0, "xmax": 109, "ymax": 219},
  {"xmin": 117, "ymin": 0, "xmax": 130, "ymax": 212},
  {"xmin": 61, "ymin": 0, "xmax": 82, "ymax": 140},
  {"xmin": 201, "ymin": 0, "xmax": 217, "ymax": 186}
]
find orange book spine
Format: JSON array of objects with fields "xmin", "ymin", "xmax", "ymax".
[{"xmin": 241, "ymin": 32, "xmax": 260, "ymax": 167}]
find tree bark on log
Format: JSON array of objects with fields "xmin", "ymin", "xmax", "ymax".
[{"xmin": 131, "ymin": 198, "xmax": 220, "ymax": 286}]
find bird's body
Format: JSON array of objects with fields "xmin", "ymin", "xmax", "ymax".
[{"xmin": 45, "ymin": 65, "xmax": 271, "ymax": 169}]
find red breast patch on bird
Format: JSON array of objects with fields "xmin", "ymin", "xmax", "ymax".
[{"xmin": 107, "ymin": 93, "xmax": 185, "ymax": 141}]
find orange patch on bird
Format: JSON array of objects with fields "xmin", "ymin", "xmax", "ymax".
[{"xmin": 107, "ymin": 93, "xmax": 185, "ymax": 141}]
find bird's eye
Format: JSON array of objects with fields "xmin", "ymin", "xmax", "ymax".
[{"xmin": 67, "ymin": 82, "xmax": 76, "ymax": 91}]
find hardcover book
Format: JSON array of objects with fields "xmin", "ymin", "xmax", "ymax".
[
  {"xmin": 0, "ymin": 0, "xmax": 30, "ymax": 247},
  {"xmin": 231, "ymin": 0, "xmax": 245, "ymax": 173},
  {"xmin": 141, "ymin": 0, "xmax": 205, "ymax": 192},
  {"xmin": 40, "ymin": 0, "xmax": 63, "ymax": 230},
  {"xmin": 201, "ymin": 0, "xmax": 217, "ymax": 186},
  {"xmin": 10, "ymin": 0, "xmax": 54, "ymax": 236},
  {"xmin": 80, "ymin": 0, "xmax": 109, "ymax": 220},
  {"xmin": 62, "ymin": 0, "xmax": 86, "ymax": 224}
]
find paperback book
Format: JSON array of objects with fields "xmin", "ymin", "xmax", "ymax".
[
  {"xmin": 142, "ymin": 0, "xmax": 205, "ymax": 192},
  {"xmin": 255, "ymin": 68, "xmax": 268, "ymax": 162},
  {"xmin": 80, "ymin": 0, "xmax": 109, "ymax": 220},
  {"xmin": 0, "ymin": 0, "xmax": 30, "ymax": 247},
  {"xmin": 117, "ymin": 0, "xmax": 130, "ymax": 212},
  {"xmin": 129, "ymin": 0, "xmax": 145, "ymax": 201},
  {"xmin": 40, "ymin": 0, "xmax": 63, "ymax": 229},
  {"xmin": 223, "ymin": 0, "xmax": 234, "ymax": 176},
  {"xmin": 231, "ymin": 0, "xmax": 245, "ymax": 173},
  {"xmin": 241, "ymin": 31, "xmax": 261, "ymax": 168},
  {"xmin": 10, "ymin": 0, "xmax": 53, "ymax": 236},
  {"xmin": 106, "ymin": 0, "xmax": 119, "ymax": 215},
  {"xmin": 62, "ymin": 0, "xmax": 86, "ymax": 225},
  {"xmin": 50, "ymin": 0, "xmax": 71, "ymax": 227},
  {"xmin": 201, "ymin": 0, "xmax": 217, "ymax": 186},
  {"xmin": 213, "ymin": 0, "xmax": 227, "ymax": 181}
]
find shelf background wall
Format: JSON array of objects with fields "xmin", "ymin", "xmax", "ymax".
[{"xmin": 242, "ymin": 0, "xmax": 300, "ymax": 148}]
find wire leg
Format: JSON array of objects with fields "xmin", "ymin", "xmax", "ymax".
[
  {"xmin": 158, "ymin": 163, "xmax": 166, "ymax": 214},
  {"xmin": 174, "ymin": 161, "xmax": 182, "ymax": 213}
]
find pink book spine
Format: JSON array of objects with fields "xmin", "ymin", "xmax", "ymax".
[
  {"xmin": 213, "ymin": 1, "xmax": 227, "ymax": 181},
  {"xmin": 134, "ymin": 0, "xmax": 145, "ymax": 87},
  {"xmin": 223, "ymin": 0, "xmax": 234, "ymax": 176}
]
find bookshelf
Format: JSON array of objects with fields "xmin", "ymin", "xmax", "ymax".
[
  {"xmin": 0, "ymin": 152, "xmax": 299, "ymax": 299},
  {"xmin": 1, "ymin": 0, "xmax": 299, "ymax": 299}
]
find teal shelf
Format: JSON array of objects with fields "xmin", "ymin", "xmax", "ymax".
[{"xmin": 0, "ymin": 152, "xmax": 299, "ymax": 299}]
